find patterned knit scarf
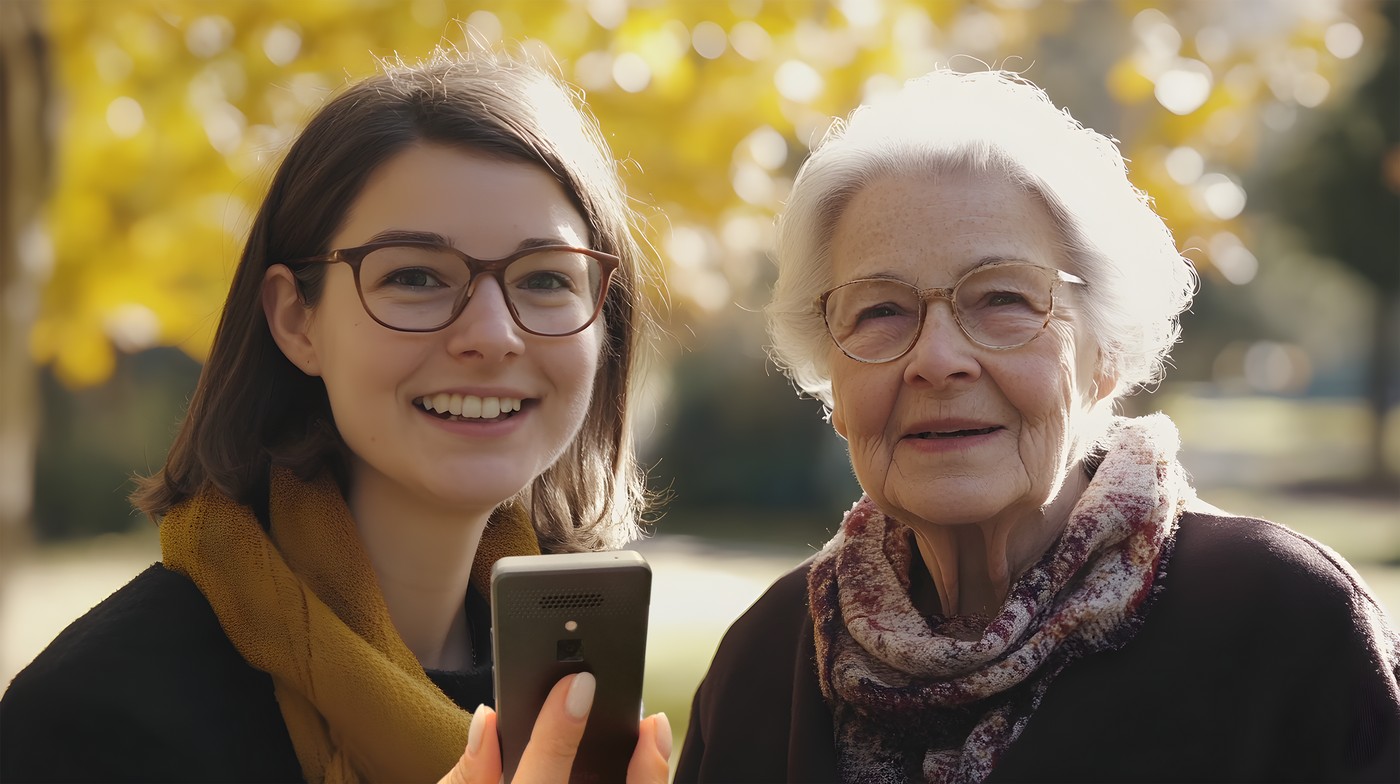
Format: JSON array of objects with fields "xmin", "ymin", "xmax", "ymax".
[
  {"xmin": 160, "ymin": 467, "xmax": 541, "ymax": 783},
  {"xmin": 808, "ymin": 414, "xmax": 1192, "ymax": 783}
]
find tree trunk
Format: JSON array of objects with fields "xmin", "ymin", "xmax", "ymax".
[
  {"xmin": 1368, "ymin": 289, "xmax": 1399, "ymax": 487},
  {"xmin": 0, "ymin": 0, "xmax": 52, "ymax": 584}
]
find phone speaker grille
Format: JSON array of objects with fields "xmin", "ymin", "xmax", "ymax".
[{"xmin": 538, "ymin": 591, "xmax": 605, "ymax": 610}]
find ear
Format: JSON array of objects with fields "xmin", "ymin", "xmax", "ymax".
[
  {"xmin": 1090, "ymin": 352, "xmax": 1118, "ymax": 404},
  {"xmin": 262, "ymin": 265, "xmax": 322, "ymax": 377},
  {"xmin": 829, "ymin": 396, "xmax": 848, "ymax": 440}
]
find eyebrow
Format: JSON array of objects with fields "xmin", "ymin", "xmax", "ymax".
[
  {"xmin": 856, "ymin": 256, "xmax": 1037, "ymax": 283},
  {"xmin": 975, "ymin": 255, "xmax": 1034, "ymax": 267},
  {"xmin": 363, "ymin": 229, "xmax": 580, "ymax": 254},
  {"xmin": 364, "ymin": 229, "xmax": 452, "ymax": 245}
]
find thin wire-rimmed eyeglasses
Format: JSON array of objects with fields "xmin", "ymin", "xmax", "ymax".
[
  {"xmin": 817, "ymin": 261, "xmax": 1087, "ymax": 364},
  {"xmin": 286, "ymin": 240, "xmax": 620, "ymax": 337}
]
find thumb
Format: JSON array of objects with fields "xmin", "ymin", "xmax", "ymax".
[
  {"xmin": 626, "ymin": 713, "xmax": 673, "ymax": 783},
  {"xmin": 438, "ymin": 705, "xmax": 502, "ymax": 784},
  {"xmin": 511, "ymin": 672, "xmax": 594, "ymax": 783}
]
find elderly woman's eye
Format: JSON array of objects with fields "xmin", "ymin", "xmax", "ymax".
[
  {"xmin": 857, "ymin": 303, "xmax": 903, "ymax": 322},
  {"xmin": 985, "ymin": 291, "xmax": 1029, "ymax": 307}
]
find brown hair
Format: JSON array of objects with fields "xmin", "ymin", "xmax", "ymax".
[{"xmin": 132, "ymin": 49, "xmax": 655, "ymax": 551}]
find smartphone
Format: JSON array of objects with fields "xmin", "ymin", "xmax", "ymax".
[{"xmin": 491, "ymin": 550, "xmax": 651, "ymax": 784}]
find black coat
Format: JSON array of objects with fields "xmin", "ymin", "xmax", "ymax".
[
  {"xmin": 676, "ymin": 512, "xmax": 1400, "ymax": 783},
  {"xmin": 0, "ymin": 564, "xmax": 495, "ymax": 783}
]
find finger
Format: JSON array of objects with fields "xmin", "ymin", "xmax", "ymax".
[
  {"xmin": 512, "ymin": 672, "xmax": 594, "ymax": 783},
  {"xmin": 626, "ymin": 713, "xmax": 673, "ymax": 784},
  {"xmin": 439, "ymin": 705, "xmax": 502, "ymax": 784}
]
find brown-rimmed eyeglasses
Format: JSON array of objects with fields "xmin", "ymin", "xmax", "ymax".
[
  {"xmin": 818, "ymin": 261, "xmax": 1087, "ymax": 363},
  {"xmin": 286, "ymin": 241, "xmax": 619, "ymax": 336}
]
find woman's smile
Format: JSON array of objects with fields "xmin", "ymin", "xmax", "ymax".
[
  {"xmin": 412, "ymin": 393, "xmax": 534, "ymax": 434},
  {"xmin": 899, "ymin": 423, "xmax": 1007, "ymax": 452},
  {"xmin": 414, "ymin": 393, "xmax": 527, "ymax": 421}
]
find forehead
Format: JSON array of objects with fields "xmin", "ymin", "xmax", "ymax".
[
  {"xmin": 333, "ymin": 143, "xmax": 589, "ymax": 255},
  {"xmin": 827, "ymin": 169, "xmax": 1064, "ymax": 284}
]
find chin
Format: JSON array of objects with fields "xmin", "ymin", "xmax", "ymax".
[
  {"xmin": 421, "ymin": 475, "xmax": 531, "ymax": 511},
  {"xmin": 888, "ymin": 482, "xmax": 1030, "ymax": 527}
]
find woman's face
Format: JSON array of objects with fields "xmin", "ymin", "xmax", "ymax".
[
  {"xmin": 826, "ymin": 169, "xmax": 1103, "ymax": 531},
  {"xmin": 291, "ymin": 144, "xmax": 603, "ymax": 514}
]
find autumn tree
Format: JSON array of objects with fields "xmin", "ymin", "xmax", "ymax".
[{"xmin": 23, "ymin": 0, "xmax": 1390, "ymax": 535}]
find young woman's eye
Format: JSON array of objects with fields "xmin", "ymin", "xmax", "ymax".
[
  {"xmin": 518, "ymin": 270, "xmax": 575, "ymax": 291},
  {"xmin": 385, "ymin": 268, "xmax": 444, "ymax": 288}
]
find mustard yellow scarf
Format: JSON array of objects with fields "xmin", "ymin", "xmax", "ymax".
[{"xmin": 159, "ymin": 467, "xmax": 541, "ymax": 783}]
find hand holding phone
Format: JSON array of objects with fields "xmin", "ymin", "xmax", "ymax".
[
  {"xmin": 490, "ymin": 551, "xmax": 652, "ymax": 783},
  {"xmin": 436, "ymin": 681, "xmax": 671, "ymax": 784}
]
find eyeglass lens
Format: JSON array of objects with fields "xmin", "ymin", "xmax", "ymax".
[
  {"xmin": 357, "ymin": 245, "xmax": 604, "ymax": 334},
  {"xmin": 824, "ymin": 264, "xmax": 1058, "ymax": 361}
]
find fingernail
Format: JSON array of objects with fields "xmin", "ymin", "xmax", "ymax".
[
  {"xmin": 653, "ymin": 712, "xmax": 673, "ymax": 760},
  {"xmin": 565, "ymin": 672, "xmax": 595, "ymax": 721},
  {"xmin": 467, "ymin": 704, "xmax": 491, "ymax": 756}
]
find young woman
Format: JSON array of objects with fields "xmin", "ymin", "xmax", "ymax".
[{"xmin": 1, "ymin": 50, "xmax": 671, "ymax": 784}]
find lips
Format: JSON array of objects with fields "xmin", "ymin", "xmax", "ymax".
[{"xmin": 901, "ymin": 425, "xmax": 1002, "ymax": 436}]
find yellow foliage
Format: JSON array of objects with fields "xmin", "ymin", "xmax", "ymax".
[
  {"xmin": 34, "ymin": 0, "xmax": 1380, "ymax": 385},
  {"xmin": 1107, "ymin": 56, "xmax": 1155, "ymax": 105}
]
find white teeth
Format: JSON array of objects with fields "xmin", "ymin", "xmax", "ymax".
[
  {"xmin": 461, "ymin": 395, "xmax": 482, "ymax": 418},
  {"xmin": 418, "ymin": 394, "xmax": 523, "ymax": 419}
]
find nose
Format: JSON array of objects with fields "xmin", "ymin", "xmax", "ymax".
[
  {"xmin": 901, "ymin": 298, "xmax": 982, "ymax": 388},
  {"xmin": 442, "ymin": 276, "xmax": 527, "ymax": 362}
]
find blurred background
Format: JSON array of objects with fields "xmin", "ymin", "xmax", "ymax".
[{"xmin": 2, "ymin": 0, "xmax": 1397, "ymax": 769}]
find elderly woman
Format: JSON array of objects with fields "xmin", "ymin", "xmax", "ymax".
[{"xmin": 675, "ymin": 69, "xmax": 1400, "ymax": 783}]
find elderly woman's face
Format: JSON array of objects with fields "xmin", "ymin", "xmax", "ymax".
[{"xmin": 827, "ymin": 169, "xmax": 1102, "ymax": 531}]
